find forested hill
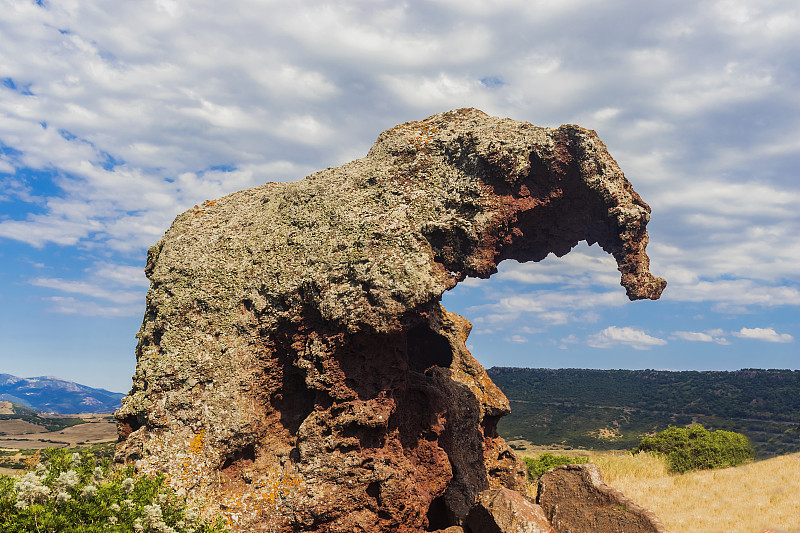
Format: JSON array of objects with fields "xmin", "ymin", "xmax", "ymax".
[{"xmin": 489, "ymin": 368, "xmax": 800, "ymax": 456}]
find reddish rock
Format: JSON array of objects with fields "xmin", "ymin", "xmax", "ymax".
[
  {"xmin": 465, "ymin": 487, "xmax": 554, "ymax": 533},
  {"xmin": 115, "ymin": 109, "xmax": 665, "ymax": 532},
  {"xmin": 537, "ymin": 464, "xmax": 667, "ymax": 533}
]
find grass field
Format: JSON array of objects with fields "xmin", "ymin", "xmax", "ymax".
[
  {"xmin": 513, "ymin": 442, "xmax": 800, "ymax": 533},
  {"xmin": 0, "ymin": 413, "xmax": 117, "ymax": 475}
]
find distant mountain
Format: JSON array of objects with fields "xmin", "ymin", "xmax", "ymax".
[{"xmin": 0, "ymin": 374, "xmax": 125, "ymax": 414}]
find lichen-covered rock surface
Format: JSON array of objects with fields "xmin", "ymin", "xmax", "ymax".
[{"xmin": 115, "ymin": 108, "xmax": 665, "ymax": 532}]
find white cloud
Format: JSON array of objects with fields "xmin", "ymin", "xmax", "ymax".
[
  {"xmin": 93, "ymin": 263, "xmax": 149, "ymax": 288},
  {"xmin": 467, "ymin": 289, "xmax": 627, "ymax": 328},
  {"xmin": 43, "ymin": 296, "xmax": 141, "ymax": 317},
  {"xmin": 30, "ymin": 277, "xmax": 142, "ymax": 305},
  {"xmin": 538, "ymin": 311, "xmax": 569, "ymax": 325},
  {"xmin": 0, "ymin": 215, "xmax": 102, "ymax": 248},
  {"xmin": 1, "ymin": 0, "xmax": 799, "ymax": 362},
  {"xmin": 505, "ymin": 335, "xmax": 528, "ymax": 344},
  {"xmin": 672, "ymin": 330, "xmax": 730, "ymax": 345},
  {"xmin": 381, "ymin": 73, "xmax": 493, "ymax": 110},
  {"xmin": 733, "ymin": 327, "xmax": 794, "ymax": 343},
  {"xmin": 25, "ymin": 261, "xmax": 148, "ymax": 317},
  {"xmin": 587, "ymin": 326, "xmax": 667, "ymax": 350},
  {"xmin": 673, "ymin": 331, "xmax": 714, "ymax": 342},
  {"xmin": 559, "ymin": 334, "xmax": 579, "ymax": 350},
  {"xmin": 662, "ymin": 279, "xmax": 800, "ymax": 311},
  {"xmin": 275, "ymin": 115, "xmax": 334, "ymax": 146},
  {"xmin": 656, "ymin": 181, "xmax": 800, "ymax": 219},
  {"xmin": 495, "ymin": 248, "xmax": 621, "ymax": 289}
]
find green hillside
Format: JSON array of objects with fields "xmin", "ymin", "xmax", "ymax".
[{"xmin": 489, "ymin": 368, "xmax": 800, "ymax": 456}]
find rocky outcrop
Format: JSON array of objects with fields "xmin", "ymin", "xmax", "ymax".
[
  {"xmin": 465, "ymin": 488, "xmax": 554, "ymax": 533},
  {"xmin": 115, "ymin": 108, "xmax": 665, "ymax": 532},
  {"xmin": 537, "ymin": 464, "xmax": 668, "ymax": 533}
]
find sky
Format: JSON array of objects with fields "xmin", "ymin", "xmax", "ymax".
[{"xmin": 1, "ymin": 0, "xmax": 798, "ymax": 393}]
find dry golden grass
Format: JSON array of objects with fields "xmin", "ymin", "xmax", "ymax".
[
  {"xmin": 0, "ymin": 419, "xmax": 49, "ymax": 435},
  {"xmin": 515, "ymin": 444, "xmax": 800, "ymax": 533},
  {"xmin": 0, "ymin": 415, "xmax": 117, "ymax": 450},
  {"xmin": 603, "ymin": 451, "xmax": 800, "ymax": 533}
]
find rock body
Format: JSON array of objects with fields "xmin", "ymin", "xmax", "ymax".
[
  {"xmin": 537, "ymin": 464, "xmax": 668, "ymax": 533},
  {"xmin": 115, "ymin": 108, "xmax": 665, "ymax": 532}
]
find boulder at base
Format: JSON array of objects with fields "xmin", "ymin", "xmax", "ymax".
[
  {"xmin": 115, "ymin": 108, "xmax": 665, "ymax": 532},
  {"xmin": 537, "ymin": 464, "xmax": 668, "ymax": 533},
  {"xmin": 465, "ymin": 487, "xmax": 554, "ymax": 533}
]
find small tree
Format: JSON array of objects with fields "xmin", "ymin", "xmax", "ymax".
[
  {"xmin": 636, "ymin": 425, "xmax": 753, "ymax": 473},
  {"xmin": 524, "ymin": 453, "xmax": 589, "ymax": 482}
]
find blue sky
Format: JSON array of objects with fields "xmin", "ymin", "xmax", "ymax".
[{"xmin": 1, "ymin": 0, "xmax": 798, "ymax": 393}]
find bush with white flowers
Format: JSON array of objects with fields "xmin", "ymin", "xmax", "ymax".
[{"xmin": 0, "ymin": 448, "xmax": 228, "ymax": 533}]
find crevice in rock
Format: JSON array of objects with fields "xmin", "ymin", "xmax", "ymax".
[
  {"xmin": 273, "ymin": 364, "xmax": 317, "ymax": 437},
  {"xmin": 482, "ymin": 415, "xmax": 501, "ymax": 439},
  {"xmin": 221, "ymin": 443, "xmax": 256, "ymax": 480},
  {"xmin": 116, "ymin": 414, "xmax": 142, "ymax": 440},
  {"xmin": 407, "ymin": 323, "xmax": 453, "ymax": 373},
  {"xmin": 426, "ymin": 495, "xmax": 456, "ymax": 531},
  {"xmin": 366, "ymin": 481, "xmax": 380, "ymax": 504}
]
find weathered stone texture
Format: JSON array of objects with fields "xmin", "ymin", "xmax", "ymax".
[
  {"xmin": 465, "ymin": 487, "xmax": 554, "ymax": 533},
  {"xmin": 115, "ymin": 108, "xmax": 665, "ymax": 532},
  {"xmin": 537, "ymin": 464, "xmax": 668, "ymax": 533}
]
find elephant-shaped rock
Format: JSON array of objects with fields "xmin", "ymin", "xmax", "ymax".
[{"xmin": 116, "ymin": 108, "xmax": 665, "ymax": 532}]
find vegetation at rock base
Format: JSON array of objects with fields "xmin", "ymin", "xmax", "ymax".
[
  {"xmin": 523, "ymin": 453, "xmax": 589, "ymax": 481},
  {"xmin": 0, "ymin": 447, "xmax": 228, "ymax": 533},
  {"xmin": 635, "ymin": 424, "xmax": 754, "ymax": 473},
  {"xmin": 491, "ymin": 367, "xmax": 800, "ymax": 456}
]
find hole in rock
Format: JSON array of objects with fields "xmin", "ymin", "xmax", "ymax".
[
  {"xmin": 117, "ymin": 414, "xmax": 142, "ymax": 439},
  {"xmin": 407, "ymin": 323, "xmax": 453, "ymax": 373},
  {"xmin": 221, "ymin": 444, "xmax": 256, "ymax": 476},
  {"xmin": 272, "ymin": 364, "xmax": 316, "ymax": 436},
  {"xmin": 482, "ymin": 415, "xmax": 500, "ymax": 439},
  {"xmin": 366, "ymin": 481, "xmax": 380, "ymax": 502},
  {"xmin": 426, "ymin": 495, "xmax": 456, "ymax": 531}
]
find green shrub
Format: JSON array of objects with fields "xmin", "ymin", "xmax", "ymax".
[
  {"xmin": 0, "ymin": 447, "xmax": 228, "ymax": 533},
  {"xmin": 636, "ymin": 425, "xmax": 754, "ymax": 473},
  {"xmin": 524, "ymin": 453, "xmax": 589, "ymax": 481}
]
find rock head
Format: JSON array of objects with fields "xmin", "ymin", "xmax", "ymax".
[{"xmin": 115, "ymin": 108, "xmax": 665, "ymax": 532}]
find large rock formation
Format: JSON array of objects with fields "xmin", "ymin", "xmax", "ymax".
[{"xmin": 115, "ymin": 108, "xmax": 665, "ymax": 532}]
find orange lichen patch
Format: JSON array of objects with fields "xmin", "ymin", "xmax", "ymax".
[
  {"xmin": 393, "ymin": 117, "xmax": 444, "ymax": 150},
  {"xmin": 189, "ymin": 430, "xmax": 204, "ymax": 455},
  {"xmin": 212, "ymin": 463, "xmax": 307, "ymax": 530}
]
